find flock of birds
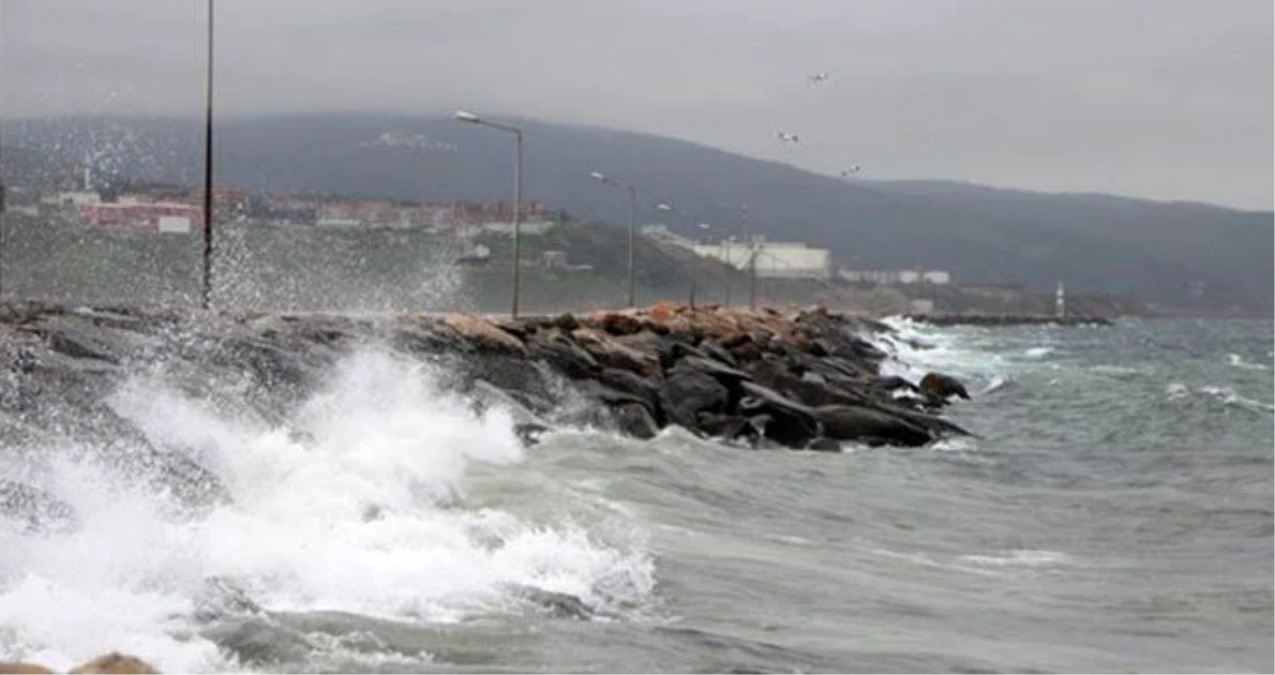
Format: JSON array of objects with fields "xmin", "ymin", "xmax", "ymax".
[{"xmin": 775, "ymin": 72, "xmax": 863, "ymax": 179}]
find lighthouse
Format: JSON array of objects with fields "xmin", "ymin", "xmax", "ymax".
[{"xmin": 1055, "ymin": 281, "xmax": 1066, "ymax": 319}]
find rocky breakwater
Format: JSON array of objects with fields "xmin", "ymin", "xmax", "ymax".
[
  {"xmin": 2, "ymin": 300, "xmax": 975, "ymax": 533},
  {"xmin": 0, "ymin": 300, "xmax": 974, "ymax": 463}
]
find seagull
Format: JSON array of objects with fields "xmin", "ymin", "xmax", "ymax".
[
  {"xmin": 808, "ymin": 73, "xmax": 830, "ymax": 84},
  {"xmin": 840, "ymin": 165, "xmax": 862, "ymax": 177},
  {"xmin": 777, "ymin": 131, "xmax": 800, "ymax": 144}
]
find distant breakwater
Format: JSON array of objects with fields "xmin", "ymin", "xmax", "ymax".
[{"xmin": 903, "ymin": 313, "xmax": 1113, "ymax": 327}]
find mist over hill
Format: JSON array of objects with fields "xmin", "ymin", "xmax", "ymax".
[{"xmin": 3, "ymin": 114, "xmax": 1270, "ymax": 313}]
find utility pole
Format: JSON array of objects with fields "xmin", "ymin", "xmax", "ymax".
[{"xmin": 200, "ymin": 0, "xmax": 215, "ymax": 310}]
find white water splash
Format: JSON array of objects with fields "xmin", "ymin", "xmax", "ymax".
[
  {"xmin": 1227, "ymin": 353, "xmax": 1271, "ymax": 371},
  {"xmin": 0, "ymin": 349, "xmax": 653, "ymax": 672}
]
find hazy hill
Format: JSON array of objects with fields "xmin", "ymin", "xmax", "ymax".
[{"xmin": 3, "ymin": 114, "xmax": 1270, "ymax": 313}]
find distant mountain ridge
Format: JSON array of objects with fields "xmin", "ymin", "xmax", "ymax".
[{"xmin": 2, "ymin": 114, "xmax": 1270, "ymax": 313}]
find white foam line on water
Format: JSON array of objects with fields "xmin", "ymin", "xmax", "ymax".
[{"xmin": 0, "ymin": 348, "xmax": 654, "ymax": 672}]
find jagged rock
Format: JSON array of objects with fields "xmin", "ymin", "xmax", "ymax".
[
  {"xmin": 659, "ymin": 366, "xmax": 730, "ymax": 430},
  {"xmin": 551, "ymin": 313, "xmax": 580, "ymax": 332},
  {"xmin": 872, "ymin": 375, "xmax": 921, "ymax": 394},
  {"xmin": 612, "ymin": 402, "xmax": 660, "ymax": 440},
  {"xmin": 811, "ymin": 404, "xmax": 933, "ymax": 446},
  {"xmin": 595, "ymin": 368, "xmax": 663, "ymax": 422},
  {"xmin": 920, "ymin": 372, "xmax": 970, "ymax": 402},
  {"xmin": 572, "ymin": 327, "xmax": 659, "ymax": 376},
  {"xmin": 737, "ymin": 381, "xmax": 823, "ymax": 447},
  {"xmin": 679, "ymin": 356, "xmax": 752, "ymax": 385},
  {"xmin": 805, "ymin": 436, "xmax": 843, "ymax": 452},
  {"xmin": 697, "ymin": 339, "xmax": 739, "ymax": 367},
  {"xmin": 526, "ymin": 329, "xmax": 599, "ymax": 380},
  {"xmin": 695, "ymin": 412, "xmax": 754, "ymax": 442},
  {"xmin": 656, "ymin": 335, "xmax": 708, "ymax": 371},
  {"xmin": 443, "ymin": 313, "xmax": 528, "ymax": 356},
  {"xmin": 594, "ymin": 311, "xmax": 642, "ymax": 336}
]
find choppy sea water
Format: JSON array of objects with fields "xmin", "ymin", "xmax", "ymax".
[{"xmin": 1, "ymin": 318, "xmax": 1271, "ymax": 673}]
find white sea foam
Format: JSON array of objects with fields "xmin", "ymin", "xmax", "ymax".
[
  {"xmin": 1199, "ymin": 385, "xmax": 1275, "ymax": 413},
  {"xmin": 1227, "ymin": 353, "xmax": 1271, "ymax": 371},
  {"xmin": 958, "ymin": 549, "xmax": 1072, "ymax": 568},
  {"xmin": 0, "ymin": 349, "xmax": 653, "ymax": 672},
  {"xmin": 1024, "ymin": 346, "xmax": 1055, "ymax": 358}
]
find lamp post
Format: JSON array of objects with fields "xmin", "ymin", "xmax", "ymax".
[
  {"xmin": 654, "ymin": 202, "xmax": 714, "ymax": 308},
  {"xmin": 455, "ymin": 110, "xmax": 523, "ymax": 318},
  {"xmin": 589, "ymin": 171, "xmax": 638, "ymax": 308},
  {"xmin": 200, "ymin": 0, "xmax": 215, "ymax": 309}
]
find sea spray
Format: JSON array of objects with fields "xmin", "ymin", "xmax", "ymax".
[{"xmin": 0, "ymin": 347, "xmax": 653, "ymax": 672}]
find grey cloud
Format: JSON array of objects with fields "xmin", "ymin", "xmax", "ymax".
[{"xmin": 1, "ymin": 0, "xmax": 1270, "ymax": 209}]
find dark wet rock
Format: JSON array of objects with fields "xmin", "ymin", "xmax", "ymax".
[
  {"xmin": 698, "ymin": 339, "xmax": 739, "ymax": 367},
  {"xmin": 551, "ymin": 312, "xmax": 580, "ymax": 332},
  {"xmin": 572, "ymin": 327, "xmax": 659, "ymax": 376},
  {"xmin": 872, "ymin": 375, "xmax": 921, "ymax": 394},
  {"xmin": 659, "ymin": 366, "xmax": 730, "ymax": 430},
  {"xmin": 506, "ymin": 584, "xmax": 595, "ymax": 620},
  {"xmin": 737, "ymin": 381, "xmax": 823, "ymax": 447},
  {"xmin": 680, "ymin": 356, "xmax": 753, "ymax": 385},
  {"xmin": 0, "ymin": 479, "xmax": 77, "ymax": 534},
  {"xmin": 695, "ymin": 413, "xmax": 755, "ymax": 442},
  {"xmin": 657, "ymin": 335, "xmax": 709, "ymax": 371},
  {"xmin": 811, "ymin": 404, "xmax": 933, "ymax": 446},
  {"xmin": 514, "ymin": 422, "xmax": 551, "ymax": 447},
  {"xmin": 612, "ymin": 402, "xmax": 660, "ymax": 440},
  {"xmin": 805, "ymin": 436, "xmax": 843, "ymax": 453},
  {"xmin": 920, "ymin": 372, "xmax": 970, "ymax": 401},
  {"xmin": 597, "ymin": 312, "xmax": 642, "ymax": 336},
  {"xmin": 596, "ymin": 368, "xmax": 664, "ymax": 422},
  {"xmin": 526, "ymin": 329, "xmax": 599, "ymax": 380}
]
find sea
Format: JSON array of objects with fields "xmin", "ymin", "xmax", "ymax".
[{"xmin": 1, "ymin": 316, "xmax": 1271, "ymax": 673}]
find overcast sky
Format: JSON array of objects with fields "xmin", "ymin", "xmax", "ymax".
[{"xmin": 3, "ymin": 0, "xmax": 1271, "ymax": 209}]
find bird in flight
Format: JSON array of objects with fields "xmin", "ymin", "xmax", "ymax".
[
  {"xmin": 840, "ymin": 165, "xmax": 862, "ymax": 177},
  {"xmin": 777, "ymin": 131, "xmax": 800, "ymax": 144},
  {"xmin": 808, "ymin": 73, "xmax": 830, "ymax": 84}
]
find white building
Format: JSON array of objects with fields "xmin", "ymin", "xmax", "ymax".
[
  {"xmin": 40, "ymin": 190, "xmax": 101, "ymax": 207},
  {"xmin": 480, "ymin": 220, "xmax": 554, "ymax": 235},
  {"xmin": 839, "ymin": 268, "xmax": 952, "ymax": 285},
  {"xmin": 692, "ymin": 240, "xmax": 831, "ymax": 279}
]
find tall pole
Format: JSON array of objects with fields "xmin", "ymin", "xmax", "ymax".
[
  {"xmin": 200, "ymin": 0, "xmax": 215, "ymax": 310},
  {"xmin": 454, "ymin": 111, "xmax": 523, "ymax": 319},
  {"xmin": 511, "ymin": 129, "xmax": 522, "ymax": 318},
  {"xmin": 627, "ymin": 184, "xmax": 637, "ymax": 308}
]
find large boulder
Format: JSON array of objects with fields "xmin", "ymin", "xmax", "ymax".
[
  {"xmin": 595, "ymin": 368, "xmax": 664, "ymax": 423},
  {"xmin": 920, "ymin": 372, "xmax": 970, "ymax": 402},
  {"xmin": 572, "ymin": 328, "xmax": 659, "ymax": 377},
  {"xmin": 659, "ymin": 366, "xmax": 730, "ymax": 431},
  {"xmin": 737, "ymin": 381, "xmax": 824, "ymax": 447},
  {"xmin": 611, "ymin": 402, "xmax": 661, "ymax": 440},
  {"xmin": 811, "ymin": 405, "xmax": 933, "ymax": 446},
  {"xmin": 443, "ymin": 314, "xmax": 528, "ymax": 356},
  {"xmin": 525, "ymin": 329, "xmax": 599, "ymax": 380}
]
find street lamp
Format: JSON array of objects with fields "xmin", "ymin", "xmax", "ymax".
[
  {"xmin": 589, "ymin": 170, "xmax": 639, "ymax": 308},
  {"xmin": 455, "ymin": 109, "xmax": 523, "ymax": 318},
  {"xmin": 200, "ymin": 0, "xmax": 215, "ymax": 310}
]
